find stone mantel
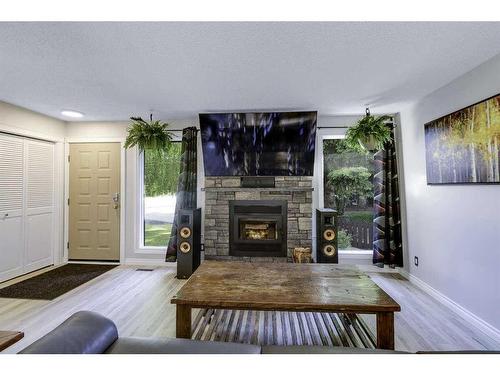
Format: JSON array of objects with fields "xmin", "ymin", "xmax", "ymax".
[
  {"xmin": 202, "ymin": 187, "xmax": 314, "ymax": 192},
  {"xmin": 203, "ymin": 176, "xmax": 313, "ymax": 261}
]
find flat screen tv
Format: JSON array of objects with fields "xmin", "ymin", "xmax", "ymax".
[{"xmin": 199, "ymin": 111, "xmax": 317, "ymax": 176}]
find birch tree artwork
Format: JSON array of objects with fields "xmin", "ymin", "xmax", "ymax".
[{"xmin": 425, "ymin": 95, "xmax": 500, "ymax": 184}]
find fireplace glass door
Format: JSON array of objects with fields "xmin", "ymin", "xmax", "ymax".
[{"xmin": 239, "ymin": 219, "xmax": 278, "ymax": 241}]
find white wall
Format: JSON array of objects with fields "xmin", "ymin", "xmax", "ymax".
[
  {"xmin": 399, "ymin": 53, "xmax": 500, "ymax": 332},
  {"xmin": 0, "ymin": 101, "xmax": 66, "ymax": 141},
  {"xmin": 0, "ymin": 101, "xmax": 66, "ymax": 266}
]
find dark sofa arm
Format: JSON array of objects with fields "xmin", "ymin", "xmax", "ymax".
[{"xmin": 19, "ymin": 311, "xmax": 118, "ymax": 354}]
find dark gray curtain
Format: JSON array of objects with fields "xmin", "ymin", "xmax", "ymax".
[
  {"xmin": 372, "ymin": 124, "xmax": 403, "ymax": 268},
  {"xmin": 166, "ymin": 127, "xmax": 198, "ymax": 262}
]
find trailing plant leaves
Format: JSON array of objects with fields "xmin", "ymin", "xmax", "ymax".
[
  {"xmin": 124, "ymin": 116, "xmax": 173, "ymax": 152},
  {"xmin": 345, "ymin": 114, "xmax": 392, "ymax": 151}
]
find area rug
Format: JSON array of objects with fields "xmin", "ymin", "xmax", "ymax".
[
  {"xmin": 0, "ymin": 264, "xmax": 117, "ymax": 300},
  {"xmin": 191, "ymin": 308, "xmax": 376, "ymax": 348}
]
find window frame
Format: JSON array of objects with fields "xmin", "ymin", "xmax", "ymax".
[
  {"xmin": 137, "ymin": 139, "xmax": 182, "ymax": 252},
  {"xmin": 318, "ymin": 128, "xmax": 373, "ymax": 256},
  {"xmin": 316, "ymin": 127, "xmax": 346, "ymax": 210}
]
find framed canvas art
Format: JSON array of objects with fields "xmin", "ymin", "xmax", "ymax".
[{"xmin": 425, "ymin": 94, "xmax": 500, "ymax": 184}]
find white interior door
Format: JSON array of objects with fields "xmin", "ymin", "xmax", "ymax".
[
  {"xmin": 24, "ymin": 139, "xmax": 54, "ymax": 273},
  {"xmin": 0, "ymin": 133, "xmax": 55, "ymax": 282},
  {"xmin": 0, "ymin": 134, "xmax": 25, "ymax": 281}
]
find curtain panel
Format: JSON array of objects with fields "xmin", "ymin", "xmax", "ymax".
[
  {"xmin": 372, "ymin": 124, "xmax": 404, "ymax": 268},
  {"xmin": 166, "ymin": 127, "xmax": 198, "ymax": 262}
]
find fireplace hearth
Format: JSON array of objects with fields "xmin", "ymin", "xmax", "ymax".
[{"xmin": 229, "ymin": 200, "xmax": 287, "ymax": 257}]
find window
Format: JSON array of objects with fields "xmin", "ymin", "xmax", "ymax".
[
  {"xmin": 142, "ymin": 143, "xmax": 182, "ymax": 247},
  {"xmin": 323, "ymin": 137, "xmax": 375, "ymax": 251}
]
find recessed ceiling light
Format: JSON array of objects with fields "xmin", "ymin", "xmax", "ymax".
[{"xmin": 61, "ymin": 110, "xmax": 84, "ymax": 118}]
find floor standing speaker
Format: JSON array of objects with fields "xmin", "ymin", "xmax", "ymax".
[
  {"xmin": 316, "ymin": 208, "xmax": 338, "ymax": 263},
  {"xmin": 176, "ymin": 208, "xmax": 201, "ymax": 279}
]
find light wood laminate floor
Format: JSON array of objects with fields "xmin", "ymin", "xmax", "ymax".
[{"xmin": 0, "ymin": 264, "xmax": 498, "ymax": 353}]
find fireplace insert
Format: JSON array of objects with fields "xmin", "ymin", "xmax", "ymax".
[{"xmin": 229, "ymin": 200, "xmax": 287, "ymax": 257}]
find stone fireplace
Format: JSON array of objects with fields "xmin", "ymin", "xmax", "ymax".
[{"xmin": 203, "ymin": 176, "xmax": 313, "ymax": 261}]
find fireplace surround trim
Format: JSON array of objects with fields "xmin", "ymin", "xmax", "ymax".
[{"xmin": 229, "ymin": 200, "xmax": 288, "ymax": 257}]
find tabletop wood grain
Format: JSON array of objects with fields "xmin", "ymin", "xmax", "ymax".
[
  {"xmin": 171, "ymin": 261, "xmax": 400, "ymax": 313},
  {"xmin": 0, "ymin": 331, "xmax": 24, "ymax": 352}
]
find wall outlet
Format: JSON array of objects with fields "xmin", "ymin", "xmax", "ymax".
[{"xmin": 414, "ymin": 256, "xmax": 419, "ymax": 267}]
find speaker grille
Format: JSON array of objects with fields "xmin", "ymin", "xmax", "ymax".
[{"xmin": 179, "ymin": 241, "xmax": 191, "ymax": 254}]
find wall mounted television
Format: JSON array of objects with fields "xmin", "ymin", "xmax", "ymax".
[{"xmin": 199, "ymin": 111, "xmax": 317, "ymax": 176}]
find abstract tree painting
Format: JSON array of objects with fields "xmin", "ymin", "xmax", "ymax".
[{"xmin": 425, "ymin": 94, "xmax": 500, "ymax": 184}]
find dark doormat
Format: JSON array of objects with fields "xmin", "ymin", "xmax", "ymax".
[{"xmin": 0, "ymin": 264, "xmax": 117, "ymax": 300}]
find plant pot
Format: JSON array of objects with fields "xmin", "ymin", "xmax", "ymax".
[{"xmin": 358, "ymin": 135, "xmax": 377, "ymax": 151}]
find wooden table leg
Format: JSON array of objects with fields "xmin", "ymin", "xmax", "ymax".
[
  {"xmin": 376, "ymin": 312, "xmax": 394, "ymax": 350},
  {"xmin": 176, "ymin": 305, "xmax": 192, "ymax": 339}
]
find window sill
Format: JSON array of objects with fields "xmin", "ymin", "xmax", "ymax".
[
  {"xmin": 135, "ymin": 247, "xmax": 167, "ymax": 255},
  {"xmin": 339, "ymin": 249, "xmax": 372, "ymax": 255},
  {"xmin": 338, "ymin": 249, "xmax": 372, "ymax": 259}
]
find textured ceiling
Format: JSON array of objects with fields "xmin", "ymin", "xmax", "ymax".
[{"xmin": 1, "ymin": 22, "xmax": 500, "ymax": 121}]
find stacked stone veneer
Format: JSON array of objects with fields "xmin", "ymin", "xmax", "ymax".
[{"xmin": 203, "ymin": 176, "xmax": 313, "ymax": 262}]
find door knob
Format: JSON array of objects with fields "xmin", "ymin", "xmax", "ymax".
[{"xmin": 112, "ymin": 192, "xmax": 120, "ymax": 210}]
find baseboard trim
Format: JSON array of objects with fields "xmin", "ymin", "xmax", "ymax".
[
  {"xmin": 399, "ymin": 268, "xmax": 500, "ymax": 344},
  {"xmin": 124, "ymin": 258, "xmax": 174, "ymax": 266},
  {"xmin": 68, "ymin": 260, "xmax": 119, "ymax": 264}
]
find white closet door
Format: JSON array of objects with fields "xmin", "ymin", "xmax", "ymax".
[
  {"xmin": 24, "ymin": 139, "xmax": 54, "ymax": 273},
  {"xmin": 0, "ymin": 134, "xmax": 25, "ymax": 281}
]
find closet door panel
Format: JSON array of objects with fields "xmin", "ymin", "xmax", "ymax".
[
  {"xmin": 0, "ymin": 134, "xmax": 24, "ymax": 282},
  {"xmin": 0, "ymin": 216, "xmax": 24, "ymax": 281},
  {"xmin": 25, "ymin": 212, "xmax": 53, "ymax": 272},
  {"xmin": 24, "ymin": 139, "xmax": 54, "ymax": 273}
]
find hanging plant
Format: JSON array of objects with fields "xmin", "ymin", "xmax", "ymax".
[
  {"xmin": 345, "ymin": 109, "xmax": 392, "ymax": 152},
  {"xmin": 124, "ymin": 114, "xmax": 173, "ymax": 152}
]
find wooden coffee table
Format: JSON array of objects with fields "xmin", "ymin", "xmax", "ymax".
[
  {"xmin": 0, "ymin": 331, "xmax": 24, "ymax": 352},
  {"xmin": 171, "ymin": 261, "xmax": 400, "ymax": 349}
]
